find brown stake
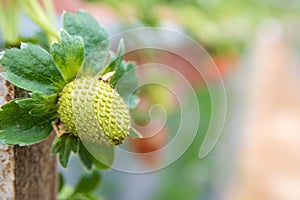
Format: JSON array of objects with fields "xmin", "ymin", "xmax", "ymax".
[{"xmin": 0, "ymin": 66, "xmax": 57, "ymax": 200}]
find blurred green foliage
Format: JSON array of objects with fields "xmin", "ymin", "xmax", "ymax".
[
  {"xmin": 84, "ymin": 0, "xmax": 299, "ymax": 54},
  {"xmin": 58, "ymin": 171, "xmax": 103, "ymax": 200},
  {"xmin": 0, "ymin": 0, "xmax": 57, "ymax": 47},
  {"xmin": 151, "ymin": 86, "xmax": 214, "ymax": 200}
]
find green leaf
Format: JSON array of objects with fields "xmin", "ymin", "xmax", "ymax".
[
  {"xmin": 51, "ymin": 30, "xmax": 84, "ymax": 82},
  {"xmin": 51, "ymin": 134, "xmax": 78, "ymax": 168},
  {"xmin": 58, "ymin": 185, "xmax": 74, "ymax": 200},
  {"xmin": 83, "ymin": 193, "xmax": 103, "ymax": 200},
  {"xmin": 113, "ymin": 62, "xmax": 139, "ymax": 109},
  {"xmin": 81, "ymin": 141, "xmax": 115, "ymax": 169},
  {"xmin": 92, "ymin": 157, "xmax": 111, "ymax": 170},
  {"xmin": 21, "ymin": 31, "xmax": 50, "ymax": 51},
  {"xmin": 101, "ymin": 39, "xmax": 124, "ymax": 75},
  {"xmin": 15, "ymin": 93, "xmax": 58, "ymax": 117},
  {"xmin": 78, "ymin": 141, "xmax": 110, "ymax": 170},
  {"xmin": 73, "ymin": 170, "xmax": 101, "ymax": 194},
  {"xmin": 78, "ymin": 141, "xmax": 93, "ymax": 170},
  {"xmin": 35, "ymin": 31, "xmax": 51, "ymax": 52},
  {"xmin": 58, "ymin": 173, "xmax": 64, "ymax": 192},
  {"xmin": 71, "ymin": 193, "xmax": 101, "ymax": 200},
  {"xmin": 0, "ymin": 100, "xmax": 53, "ymax": 145},
  {"xmin": 63, "ymin": 10, "xmax": 109, "ymax": 76},
  {"xmin": 0, "ymin": 43, "xmax": 65, "ymax": 94}
]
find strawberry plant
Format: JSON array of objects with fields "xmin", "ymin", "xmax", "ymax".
[{"xmin": 0, "ymin": 10, "xmax": 140, "ymax": 172}]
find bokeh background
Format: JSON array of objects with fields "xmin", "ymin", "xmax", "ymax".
[{"xmin": 1, "ymin": 0, "xmax": 300, "ymax": 199}]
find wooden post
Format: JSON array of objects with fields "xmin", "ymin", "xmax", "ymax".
[{"xmin": 0, "ymin": 68, "xmax": 57, "ymax": 200}]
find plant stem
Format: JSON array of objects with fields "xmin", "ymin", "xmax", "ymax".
[
  {"xmin": 42, "ymin": 0, "xmax": 57, "ymax": 26},
  {"xmin": 21, "ymin": 0, "xmax": 59, "ymax": 42},
  {"xmin": 0, "ymin": 0, "xmax": 20, "ymax": 46}
]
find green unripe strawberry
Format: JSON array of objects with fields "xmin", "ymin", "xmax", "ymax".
[{"xmin": 57, "ymin": 76, "xmax": 130, "ymax": 145}]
